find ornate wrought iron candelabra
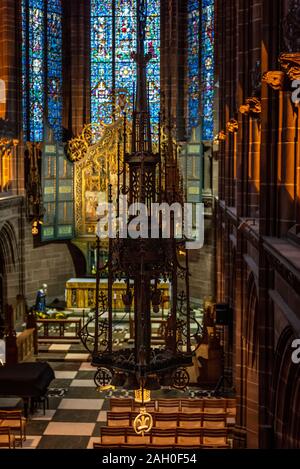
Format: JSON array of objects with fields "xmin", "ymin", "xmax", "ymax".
[{"xmin": 79, "ymin": 0, "xmax": 202, "ymax": 396}]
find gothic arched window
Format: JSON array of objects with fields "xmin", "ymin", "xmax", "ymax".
[
  {"xmin": 90, "ymin": 0, "xmax": 160, "ymax": 131},
  {"xmin": 187, "ymin": 0, "xmax": 214, "ymax": 140},
  {"xmin": 22, "ymin": 0, "xmax": 63, "ymax": 142}
]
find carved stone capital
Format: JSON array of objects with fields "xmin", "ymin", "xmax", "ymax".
[
  {"xmin": 247, "ymin": 97, "xmax": 261, "ymax": 114},
  {"xmin": 215, "ymin": 130, "xmax": 226, "ymax": 141},
  {"xmin": 279, "ymin": 53, "xmax": 300, "ymax": 81},
  {"xmin": 240, "ymin": 97, "xmax": 261, "ymax": 116},
  {"xmin": 262, "ymin": 71, "xmax": 285, "ymax": 90},
  {"xmin": 226, "ymin": 119, "xmax": 238, "ymax": 133},
  {"xmin": 239, "ymin": 104, "xmax": 250, "ymax": 115}
]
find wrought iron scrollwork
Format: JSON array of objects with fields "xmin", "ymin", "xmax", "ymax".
[
  {"xmin": 175, "ymin": 292, "xmax": 203, "ymax": 353},
  {"xmin": 172, "ymin": 367, "xmax": 190, "ymax": 390},
  {"xmin": 78, "ymin": 291, "xmax": 109, "ymax": 355},
  {"xmin": 94, "ymin": 367, "xmax": 113, "ymax": 388}
]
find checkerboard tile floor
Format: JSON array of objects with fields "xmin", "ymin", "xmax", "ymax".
[
  {"xmin": 1, "ymin": 362, "xmax": 108, "ymax": 449},
  {"xmin": 1, "ymin": 361, "xmax": 188, "ymax": 449}
]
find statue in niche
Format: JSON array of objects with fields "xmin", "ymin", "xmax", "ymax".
[{"xmin": 35, "ymin": 284, "xmax": 48, "ymax": 313}]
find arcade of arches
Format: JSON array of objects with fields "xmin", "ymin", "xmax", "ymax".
[{"xmin": 0, "ymin": 0, "xmax": 299, "ymax": 450}]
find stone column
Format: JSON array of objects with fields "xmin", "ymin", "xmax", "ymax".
[
  {"xmin": 62, "ymin": 0, "xmax": 91, "ymax": 137},
  {"xmin": 0, "ymin": 0, "xmax": 24, "ymax": 194},
  {"xmin": 161, "ymin": 0, "xmax": 187, "ymax": 140},
  {"xmin": 279, "ymin": 54, "xmax": 300, "ymax": 234}
]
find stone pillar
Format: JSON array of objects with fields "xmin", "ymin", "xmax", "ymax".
[
  {"xmin": 278, "ymin": 53, "xmax": 300, "ymax": 235},
  {"xmin": 62, "ymin": 0, "xmax": 91, "ymax": 137},
  {"xmin": 249, "ymin": 117, "xmax": 261, "ymax": 217},
  {"xmin": 161, "ymin": 0, "xmax": 187, "ymax": 140},
  {"xmin": 276, "ymin": 81, "xmax": 296, "ymax": 235},
  {"xmin": 0, "ymin": 0, "xmax": 24, "ymax": 194},
  {"xmin": 258, "ymin": 0, "xmax": 282, "ymax": 448}
]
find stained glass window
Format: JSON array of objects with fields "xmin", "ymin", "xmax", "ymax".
[
  {"xmin": 91, "ymin": 0, "xmax": 160, "ymax": 132},
  {"xmin": 47, "ymin": 0, "xmax": 63, "ymax": 141},
  {"xmin": 22, "ymin": 0, "xmax": 63, "ymax": 142},
  {"xmin": 201, "ymin": 0, "xmax": 214, "ymax": 141},
  {"xmin": 187, "ymin": 0, "xmax": 214, "ymax": 141},
  {"xmin": 187, "ymin": 0, "xmax": 200, "ymax": 132},
  {"xmin": 145, "ymin": 1, "xmax": 160, "ymax": 130}
]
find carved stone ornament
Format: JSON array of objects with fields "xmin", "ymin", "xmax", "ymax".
[
  {"xmin": 262, "ymin": 71, "xmax": 285, "ymax": 90},
  {"xmin": 226, "ymin": 119, "xmax": 239, "ymax": 133},
  {"xmin": 133, "ymin": 407, "xmax": 153, "ymax": 436},
  {"xmin": 214, "ymin": 130, "xmax": 227, "ymax": 141},
  {"xmin": 239, "ymin": 97, "xmax": 261, "ymax": 116},
  {"xmin": 279, "ymin": 53, "xmax": 300, "ymax": 81},
  {"xmin": 239, "ymin": 104, "xmax": 250, "ymax": 115},
  {"xmin": 247, "ymin": 97, "xmax": 261, "ymax": 114}
]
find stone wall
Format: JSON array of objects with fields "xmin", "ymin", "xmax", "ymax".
[
  {"xmin": 24, "ymin": 224, "xmax": 75, "ymax": 306},
  {"xmin": 0, "ymin": 195, "xmax": 75, "ymax": 312},
  {"xmin": 215, "ymin": 0, "xmax": 300, "ymax": 449}
]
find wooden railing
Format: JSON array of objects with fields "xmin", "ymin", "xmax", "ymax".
[{"xmin": 37, "ymin": 318, "xmax": 82, "ymax": 341}]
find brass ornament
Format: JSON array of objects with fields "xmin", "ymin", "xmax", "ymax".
[
  {"xmin": 70, "ymin": 118, "xmax": 131, "ymax": 237},
  {"xmin": 0, "ymin": 137, "xmax": 18, "ymax": 157},
  {"xmin": 134, "ymin": 387, "xmax": 151, "ymax": 404},
  {"xmin": 226, "ymin": 119, "xmax": 239, "ymax": 133},
  {"xmin": 262, "ymin": 71, "xmax": 285, "ymax": 90},
  {"xmin": 133, "ymin": 407, "xmax": 153, "ymax": 436},
  {"xmin": 279, "ymin": 53, "xmax": 300, "ymax": 81},
  {"xmin": 31, "ymin": 221, "xmax": 39, "ymax": 236}
]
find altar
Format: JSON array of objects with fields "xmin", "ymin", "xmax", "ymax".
[{"xmin": 65, "ymin": 278, "xmax": 170, "ymax": 310}]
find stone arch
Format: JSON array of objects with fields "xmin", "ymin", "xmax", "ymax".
[
  {"xmin": 0, "ymin": 221, "xmax": 20, "ymax": 318},
  {"xmin": 243, "ymin": 271, "xmax": 259, "ymax": 448},
  {"xmin": 0, "ymin": 221, "xmax": 19, "ymax": 273},
  {"xmin": 271, "ymin": 326, "xmax": 300, "ymax": 448},
  {"xmin": 245, "ymin": 273, "xmax": 259, "ymax": 368}
]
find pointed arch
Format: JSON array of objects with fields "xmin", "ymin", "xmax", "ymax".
[
  {"xmin": 246, "ymin": 272, "xmax": 259, "ymax": 368},
  {"xmin": 271, "ymin": 326, "xmax": 300, "ymax": 448},
  {"xmin": 0, "ymin": 221, "xmax": 19, "ymax": 273}
]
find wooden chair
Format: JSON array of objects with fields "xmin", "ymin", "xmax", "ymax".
[
  {"xmin": 127, "ymin": 428, "xmax": 151, "ymax": 446},
  {"xmin": 202, "ymin": 413, "xmax": 227, "ymax": 429},
  {"xmin": 107, "ymin": 412, "xmax": 131, "ymax": 427},
  {"xmin": 100, "ymin": 427, "xmax": 126, "ymax": 445},
  {"xmin": 180, "ymin": 399, "xmax": 204, "ymax": 413},
  {"xmin": 201, "ymin": 429, "xmax": 230, "ymax": 448},
  {"xmin": 175, "ymin": 428, "xmax": 202, "ymax": 448},
  {"xmin": 154, "ymin": 413, "xmax": 178, "ymax": 429},
  {"xmin": 226, "ymin": 398, "xmax": 237, "ymax": 417},
  {"xmin": 0, "ymin": 410, "xmax": 26, "ymax": 446},
  {"xmin": 178, "ymin": 413, "xmax": 202, "ymax": 429},
  {"xmin": 94, "ymin": 443, "xmax": 121, "ymax": 449},
  {"xmin": 109, "ymin": 398, "xmax": 133, "ymax": 412},
  {"xmin": 0, "ymin": 427, "xmax": 16, "ymax": 449},
  {"xmin": 132, "ymin": 401, "xmax": 156, "ymax": 413},
  {"xmin": 157, "ymin": 399, "xmax": 180, "ymax": 413},
  {"xmin": 203, "ymin": 398, "xmax": 227, "ymax": 414},
  {"xmin": 151, "ymin": 429, "xmax": 176, "ymax": 446}
]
